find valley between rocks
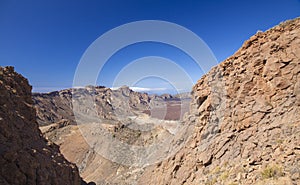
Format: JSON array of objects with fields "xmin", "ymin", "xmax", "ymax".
[{"xmin": 35, "ymin": 85, "xmax": 192, "ymax": 184}]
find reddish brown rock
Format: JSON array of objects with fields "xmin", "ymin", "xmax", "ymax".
[
  {"xmin": 139, "ymin": 17, "xmax": 300, "ymax": 185},
  {"xmin": 0, "ymin": 66, "xmax": 88, "ymax": 185}
]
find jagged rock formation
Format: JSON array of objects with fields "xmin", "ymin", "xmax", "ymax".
[
  {"xmin": 138, "ymin": 18, "xmax": 300, "ymax": 184},
  {"xmin": 0, "ymin": 66, "xmax": 89, "ymax": 185},
  {"xmin": 33, "ymin": 86, "xmax": 115, "ymax": 126}
]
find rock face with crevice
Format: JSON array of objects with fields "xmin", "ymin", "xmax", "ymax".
[
  {"xmin": 0, "ymin": 66, "xmax": 88, "ymax": 185},
  {"xmin": 139, "ymin": 17, "xmax": 300, "ymax": 185}
]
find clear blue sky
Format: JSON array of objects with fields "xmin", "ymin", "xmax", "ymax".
[{"xmin": 1, "ymin": 0, "xmax": 299, "ymax": 93}]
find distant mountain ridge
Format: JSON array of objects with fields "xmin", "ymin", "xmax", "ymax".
[{"xmin": 33, "ymin": 85, "xmax": 191, "ymax": 126}]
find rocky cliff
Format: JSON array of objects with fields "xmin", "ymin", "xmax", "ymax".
[
  {"xmin": 0, "ymin": 66, "xmax": 89, "ymax": 185},
  {"xmin": 139, "ymin": 17, "xmax": 300, "ymax": 184}
]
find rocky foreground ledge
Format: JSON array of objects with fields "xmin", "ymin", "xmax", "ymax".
[{"xmin": 0, "ymin": 66, "xmax": 93, "ymax": 185}]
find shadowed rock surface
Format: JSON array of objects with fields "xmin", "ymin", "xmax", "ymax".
[{"xmin": 0, "ymin": 66, "xmax": 89, "ymax": 185}]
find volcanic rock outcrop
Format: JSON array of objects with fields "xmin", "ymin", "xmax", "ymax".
[
  {"xmin": 0, "ymin": 66, "xmax": 89, "ymax": 185},
  {"xmin": 138, "ymin": 17, "xmax": 300, "ymax": 185}
]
